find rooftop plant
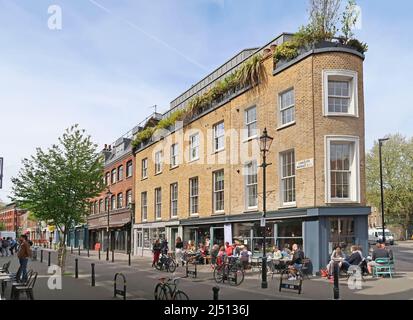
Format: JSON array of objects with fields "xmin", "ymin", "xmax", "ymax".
[{"xmin": 274, "ymin": 0, "xmax": 367, "ymax": 64}]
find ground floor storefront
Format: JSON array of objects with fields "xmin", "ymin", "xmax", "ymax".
[{"xmin": 133, "ymin": 206, "xmax": 370, "ymax": 273}]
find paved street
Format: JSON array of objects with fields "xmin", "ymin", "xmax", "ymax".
[{"xmin": 1, "ymin": 242, "xmax": 412, "ymax": 300}]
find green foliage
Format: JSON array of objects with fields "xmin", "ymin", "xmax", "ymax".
[
  {"xmin": 0, "ymin": 222, "xmax": 6, "ymax": 230},
  {"xmin": 273, "ymin": 41, "xmax": 300, "ymax": 63},
  {"xmin": 366, "ymin": 134, "xmax": 413, "ymax": 236},
  {"xmin": 11, "ymin": 124, "xmax": 105, "ymax": 270},
  {"xmin": 133, "ymin": 127, "xmax": 155, "ymax": 146},
  {"xmin": 308, "ymin": 0, "xmax": 342, "ymax": 37},
  {"xmin": 346, "ymin": 39, "xmax": 368, "ymax": 54},
  {"xmin": 237, "ymin": 54, "xmax": 265, "ymax": 88},
  {"xmin": 341, "ymin": 0, "xmax": 359, "ymax": 42}
]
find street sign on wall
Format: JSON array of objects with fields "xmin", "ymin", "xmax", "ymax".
[{"xmin": 0, "ymin": 157, "xmax": 3, "ymax": 189}]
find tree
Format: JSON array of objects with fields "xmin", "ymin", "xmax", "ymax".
[
  {"xmin": 11, "ymin": 125, "xmax": 105, "ymax": 271},
  {"xmin": 0, "ymin": 221, "xmax": 6, "ymax": 230},
  {"xmin": 341, "ymin": 0, "xmax": 359, "ymax": 42},
  {"xmin": 308, "ymin": 0, "xmax": 342, "ymax": 38},
  {"xmin": 366, "ymin": 134, "xmax": 413, "ymax": 239}
]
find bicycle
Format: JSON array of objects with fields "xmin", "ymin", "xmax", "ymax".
[
  {"xmin": 154, "ymin": 253, "xmax": 177, "ymax": 273},
  {"xmin": 213, "ymin": 256, "xmax": 245, "ymax": 286},
  {"xmin": 154, "ymin": 277, "xmax": 189, "ymax": 300}
]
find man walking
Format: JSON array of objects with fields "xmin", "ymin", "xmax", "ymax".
[{"xmin": 16, "ymin": 235, "xmax": 32, "ymax": 283}]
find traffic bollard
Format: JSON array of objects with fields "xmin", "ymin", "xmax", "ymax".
[
  {"xmin": 40, "ymin": 250, "xmax": 43, "ymax": 263},
  {"xmin": 87, "ymin": 248, "xmax": 90, "ymax": 257},
  {"xmin": 48, "ymin": 251, "xmax": 51, "ymax": 267},
  {"xmin": 112, "ymin": 250, "xmax": 114, "ymax": 263},
  {"xmin": 91, "ymin": 263, "xmax": 95, "ymax": 287},
  {"xmin": 78, "ymin": 246, "xmax": 81, "ymax": 255},
  {"xmin": 128, "ymin": 252, "xmax": 131, "ymax": 266},
  {"xmin": 333, "ymin": 262, "xmax": 340, "ymax": 300},
  {"xmin": 98, "ymin": 248, "xmax": 101, "ymax": 260},
  {"xmin": 71, "ymin": 246, "xmax": 73, "ymax": 254},
  {"xmin": 213, "ymin": 287, "xmax": 220, "ymax": 300},
  {"xmin": 75, "ymin": 259, "xmax": 78, "ymax": 279}
]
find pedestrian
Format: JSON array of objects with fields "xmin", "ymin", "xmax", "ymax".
[
  {"xmin": 175, "ymin": 237, "xmax": 184, "ymax": 267},
  {"xmin": 16, "ymin": 234, "xmax": 32, "ymax": 283},
  {"xmin": 9, "ymin": 237, "xmax": 17, "ymax": 256},
  {"xmin": 2, "ymin": 237, "xmax": 10, "ymax": 257},
  {"xmin": 152, "ymin": 239, "xmax": 161, "ymax": 268}
]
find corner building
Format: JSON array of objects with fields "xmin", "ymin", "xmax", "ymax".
[{"xmin": 133, "ymin": 33, "xmax": 370, "ymax": 272}]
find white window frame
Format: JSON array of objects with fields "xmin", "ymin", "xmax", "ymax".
[
  {"xmin": 279, "ymin": 88, "xmax": 295, "ymax": 127},
  {"xmin": 141, "ymin": 192, "xmax": 147, "ymax": 222},
  {"xmin": 323, "ymin": 70, "xmax": 358, "ymax": 117},
  {"xmin": 325, "ymin": 136, "xmax": 360, "ymax": 204},
  {"xmin": 213, "ymin": 122, "xmax": 225, "ymax": 152},
  {"xmin": 117, "ymin": 193, "xmax": 123, "ymax": 209},
  {"xmin": 280, "ymin": 150, "xmax": 296, "ymax": 207},
  {"xmin": 126, "ymin": 160, "xmax": 133, "ymax": 178},
  {"xmin": 155, "ymin": 151, "xmax": 163, "ymax": 174},
  {"xmin": 141, "ymin": 158, "xmax": 148, "ymax": 179},
  {"xmin": 245, "ymin": 161, "xmax": 258, "ymax": 210},
  {"xmin": 244, "ymin": 106, "xmax": 257, "ymax": 140},
  {"xmin": 170, "ymin": 143, "xmax": 179, "ymax": 168},
  {"xmin": 117, "ymin": 165, "xmax": 123, "ymax": 181},
  {"xmin": 126, "ymin": 189, "xmax": 132, "ymax": 207},
  {"xmin": 189, "ymin": 177, "xmax": 199, "ymax": 216},
  {"xmin": 189, "ymin": 133, "xmax": 200, "ymax": 161},
  {"xmin": 213, "ymin": 170, "xmax": 225, "ymax": 213},
  {"xmin": 111, "ymin": 168, "xmax": 117, "ymax": 184},
  {"xmin": 155, "ymin": 188, "xmax": 162, "ymax": 220},
  {"xmin": 170, "ymin": 183, "xmax": 178, "ymax": 218}
]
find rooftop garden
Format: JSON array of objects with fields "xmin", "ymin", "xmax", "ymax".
[
  {"xmin": 274, "ymin": 0, "xmax": 367, "ymax": 65},
  {"xmin": 132, "ymin": 0, "xmax": 367, "ymax": 149}
]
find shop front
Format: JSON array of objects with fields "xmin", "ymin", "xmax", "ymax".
[
  {"xmin": 179, "ymin": 206, "xmax": 370, "ymax": 274},
  {"xmin": 88, "ymin": 209, "xmax": 131, "ymax": 253},
  {"xmin": 134, "ymin": 221, "xmax": 166, "ymax": 257}
]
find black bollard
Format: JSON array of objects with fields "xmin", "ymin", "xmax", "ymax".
[
  {"xmin": 48, "ymin": 251, "xmax": 51, "ymax": 267},
  {"xmin": 98, "ymin": 248, "xmax": 101, "ymax": 260},
  {"xmin": 213, "ymin": 287, "xmax": 220, "ymax": 300},
  {"xmin": 333, "ymin": 262, "xmax": 340, "ymax": 300},
  {"xmin": 40, "ymin": 250, "xmax": 43, "ymax": 263},
  {"xmin": 75, "ymin": 258, "xmax": 78, "ymax": 279},
  {"xmin": 71, "ymin": 246, "xmax": 73, "ymax": 254},
  {"xmin": 78, "ymin": 246, "xmax": 81, "ymax": 256},
  {"xmin": 91, "ymin": 263, "xmax": 95, "ymax": 287},
  {"xmin": 112, "ymin": 250, "xmax": 114, "ymax": 263},
  {"xmin": 87, "ymin": 248, "xmax": 90, "ymax": 257},
  {"xmin": 128, "ymin": 252, "xmax": 131, "ymax": 266}
]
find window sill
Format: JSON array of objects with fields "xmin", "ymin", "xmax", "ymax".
[
  {"xmin": 327, "ymin": 199, "xmax": 360, "ymax": 204},
  {"xmin": 277, "ymin": 121, "xmax": 296, "ymax": 131},
  {"xmin": 189, "ymin": 213, "xmax": 199, "ymax": 217},
  {"xmin": 156, "ymin": 218, "xmax": 162, "ymax": 221},
  {"xmin": 242, "ymin": 136, "xmax": 258, "ymax": 143},
  {"xmin": 188, "ymin": 157, "xmax": 200, "ymax": 163},
  {"xmin": 212, "ymin": 211, "xmax": 225, "ymax": 216},
  {"xmin": 324, "ymin": 113, "xmax": 358, "ymax": 118},
  {"xmin": 170, "ymin": 165, "xmax": 179, "ymax": 171},
  {"xmin": 170, "ymin": 216, "xmax": 178, "ymax": 220},
  {"xmin": 212, "ymin": 148, "xmax": 225, "ymax": 155},
  {"xmin": 278, "ymin": 203, "xmax": 297, "ymax": 209},
  {"xmin": 126, "ymin": 176, "xmax": 133, "ymax": 180},
  {"xmin": 154, "ymin": 172, "xmax": 163, "ymax": 176},
  {"xmin": 141, "ymin": 177, "xmax": 148, "ymax": 181},
  {"xmin": 244, "ymin": 208, "xmax": 259, "ymax": 213}
]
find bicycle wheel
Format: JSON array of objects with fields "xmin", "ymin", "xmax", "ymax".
[
  {"xmin": 167, "ymin": 259, "xmax": 177, "ymax": 273},
  {"xmin": 154, "ymin": 283, "xmax": 171, "ymax": 300},
  {"xmin": 229, "ymin": 266, "xmax": 244, "ymax": 286},
  {"xmin": 174, "ymin": 290, "xmax": 189, "ymax": 300},
  {"xmin": 213, "ymin": 265, "xmax": 225, "ymax": 283}
]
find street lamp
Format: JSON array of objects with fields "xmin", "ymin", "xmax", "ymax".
[
  {"xmin": 128, "ymin": 201, "xmax": 135, "ymax": 254},
  {"xmin": 379, "ymin": 138, "xmax": 389, "ymax": 244},
  {"xmin": 258, "ymin": 128, "xmax": 273, "ymax": 289},
  {"xmin": 106, "ymin": 188, "xmax": 113, "ymax": 261}
]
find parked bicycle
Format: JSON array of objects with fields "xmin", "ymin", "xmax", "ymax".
[
  {"xmin": 155, "ymin": 253, "xmax": 177, "ymax": 273},
  {"xmin": 154, "ymin": 277, "xmax": 189, "ymax": 300},
  {"xmin": 213, "ymin": 256, "xmax": 245, "ymax": 286}
]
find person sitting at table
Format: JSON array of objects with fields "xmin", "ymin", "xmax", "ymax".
[
  {"xmin": 281, "ymin": 244, "xmax": 291, "ymax": 258},
  {"xmin": 326, "ymin": 246, "xmax": 345, "ymax": 278},
  {"xmin": 210, "ymin": 244, "xmax": 220, "ymax": 266},
  {"xmin": 194, "ymin": 244, "xmax": 206, "ymax": 264},
  {"xmin": 367, "ymin": 241, "xmax": 392, "ymax": 274},
  {"xmin": 217, "ymin": 246, "xmax": 227, "ymax": 266},
  {"xmin": 240, "ymin": 245, "xmax": 251, "ymax": 270},
  {"xmin": 268, "ymin": 246, "xmax": 282, "ymax": 272},
  {"xmin": 340, "ymin": 245, "xmax": 363, "ymax": 272},
  {"xmin": 288, "ymin": 244, "xmax": 305, "ymax": 280}
]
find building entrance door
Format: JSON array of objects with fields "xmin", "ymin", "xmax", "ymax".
[
  {"xmin": 136, "ymin": 231, "xmax": 143, "ymax": 256},
  {"xmin": 211, "ymin": 227, "xmax": 224, "ymax": 246}
]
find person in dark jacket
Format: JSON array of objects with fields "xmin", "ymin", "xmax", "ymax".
[
  {"xmin": 340, "ymin": 245, "xmax": 363, "ymax": 271},
  {"xmin": 152, "ymin": 239, "xmax": 161, "ymax": 267},
  {"xmin": 287, "ymin": 244, "xmax": 305, "ymax": 280}
]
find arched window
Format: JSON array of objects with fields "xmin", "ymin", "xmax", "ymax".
[
  {"xmin": 99, "ymin": 199, "xmax": 103, "ymax": 213},
  {"xmin": 118, "ymin": 165, "xmax": 123, "ymax": 181},
  {"xmin": 111, "ymin": 195, "xmax": 116, "ymax": 210}
]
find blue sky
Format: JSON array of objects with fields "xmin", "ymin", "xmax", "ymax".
[{"xmin": 0, "ymin": 0, "xmax": 412, "ymax": 201}]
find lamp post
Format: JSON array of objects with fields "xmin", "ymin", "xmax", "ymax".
[
  {"xmin": 128, "ymin": 201, "xmax": 135, "ymax": 255},
  {"xmin": 258, "ymin": 128, "xmax": 273, "ymax": 289},
  {"xmin": 106, "ymin": 188, "xmax": 113, "ymax": 261},
  {"xmin": 379, "ymin": 138, "xmax": 389, "ymax": 244}
]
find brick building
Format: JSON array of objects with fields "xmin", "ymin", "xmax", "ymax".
[
  {"xmin": 0, "ymin": 202, "xmax": 27, "ymax": 234},
  {"xmin": 86, "ymin": 134, "xmax": 136, "ymax": 253},
  {"xmin": 132, "ymin": 32, "xmax": 370, "ymax": 272}
]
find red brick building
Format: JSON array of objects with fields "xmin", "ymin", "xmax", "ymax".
[
  {"xmin": 87, "ymin": 135, "xmax": 135, "ymax": 253},
  {"xmin": 0, "ymin": 203, "xmax": 27, "ymax": 234}
]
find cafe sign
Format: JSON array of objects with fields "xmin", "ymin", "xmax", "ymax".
[{"xmin": 296, "ymin": 158, "xmax": 314, "ymax": 170}]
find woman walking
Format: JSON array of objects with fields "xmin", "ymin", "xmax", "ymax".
[{"xmin": 175, "ymin": 237, "xmax": 184, "ymax": 267}]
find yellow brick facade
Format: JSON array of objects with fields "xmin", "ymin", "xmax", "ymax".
[{"xmin": 133, "ymin": 50, "xmax": 366, "ymax": 225}]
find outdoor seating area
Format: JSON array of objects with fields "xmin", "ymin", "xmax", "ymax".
[{"xmin": 0, "ymin": 260, "xmax": 38, "ymax": 300}]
